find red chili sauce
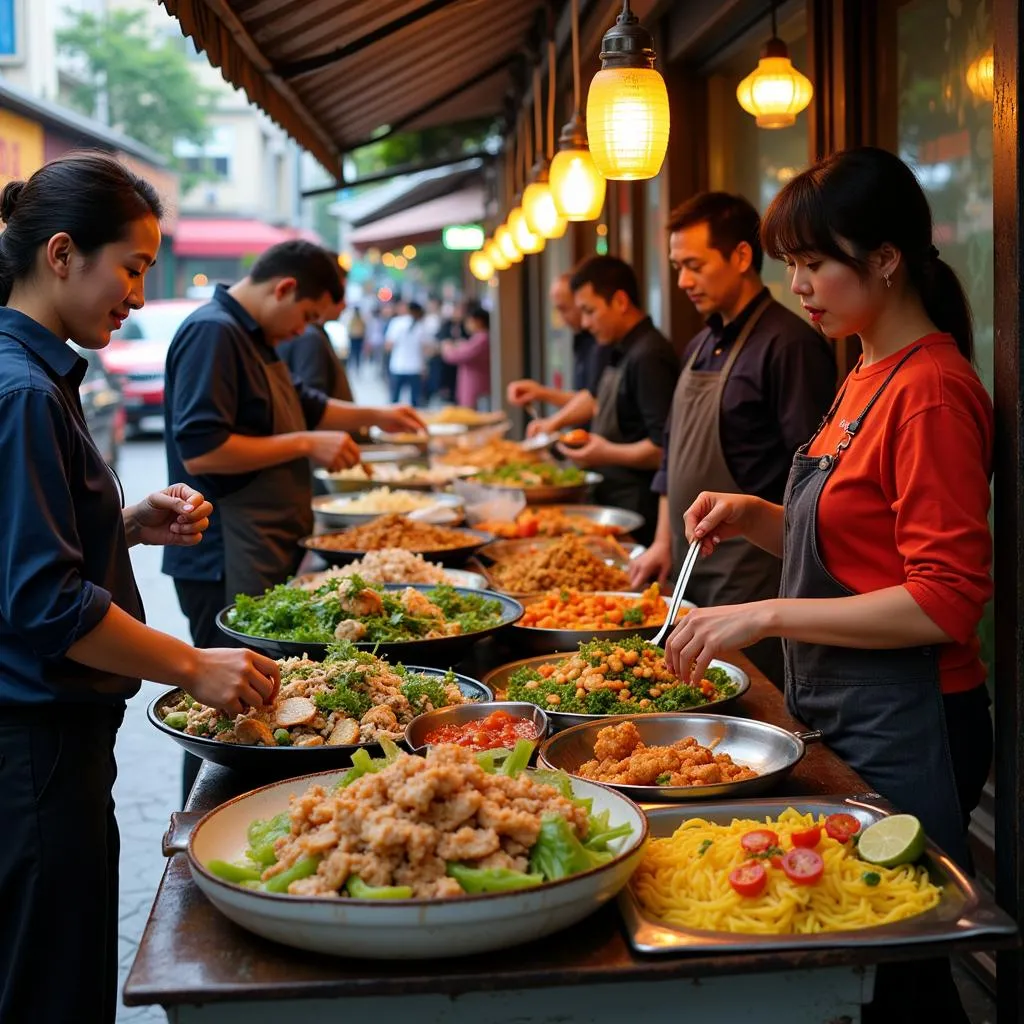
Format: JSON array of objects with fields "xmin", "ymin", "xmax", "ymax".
[{"xmin": 423, "ymin": 710, "xmax": 538, "ymax": 751}]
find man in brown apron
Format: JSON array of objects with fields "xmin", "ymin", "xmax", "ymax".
[
  {"xmin": 630, "ymin": 193, "xmax": 836, "ymax": 685},
  {"xmin": 549, "ymin": 256, "xmax": 681, "ymax": 546}
]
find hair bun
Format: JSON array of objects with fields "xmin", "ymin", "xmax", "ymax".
[{"xmin": 0, "ymin": 181, "xmax": 25, "ymax": 223}]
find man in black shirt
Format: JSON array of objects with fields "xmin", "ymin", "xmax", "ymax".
[
  {"xmin": 630, "ymin": 192, "xmax": 836, "ymax": 685},
  {"xmin": 549, "ymin": 257, "xmax": 680, "ymax": 545},
  {"xmin": 508, "ymin": 272, "xmax": 612, "ymax": 427}
]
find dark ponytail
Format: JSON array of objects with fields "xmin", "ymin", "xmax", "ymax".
[
  {"xmin": 0, "ymin": 151, "xmax": 163, "ymax": 305},
  {"xmin": 761, "ymin": 146, "xmax": 974, "ymax": 363}
]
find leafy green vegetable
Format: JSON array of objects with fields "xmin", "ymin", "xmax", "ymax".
[
  {"xmin": 474, "ymin": 462, "xmax": 584, "ymax": 487},
  {"xmin": 246, "ymin": 811, "xmax": 291, "ymax": 866},
  {"xmin": 582, "ymin": 808, "xmax": 633, "ymax": 851},
  {"xmin": 345, "ymin": 876, "xmax": 413, "ymax": 899},
  {"xmin": 499, "ymin": 739, "xmax": 535, "ymax": 778},
  {"xmin": 698, "ymin": 839, "xmax": 713, "ymax": 857},
  {"xmin": 263, "ymin": 855, "xmax": 321, "ymax": 893},
  {"xmin": 400, "ymin": 675, "xmax": 451, "ymax": 714},
  {"xmin": 206, "ymin": 860, "xmax": 261, "ymax": 884},
  {"xmin": 621, "ymin": 605, "xmax": 645, "ymax": 626},
  {"xmin": 446, "ymin": 863, "xmax": 543, "ymax": 893},
  {"xmin": 529, "ymin": 815, "xmax": 614, "ymax": 881},
  {"xmin": 334, "ymin": 736, "xmax": 404, "ymax": 789}
]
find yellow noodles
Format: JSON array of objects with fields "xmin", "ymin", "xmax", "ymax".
[{"xmin": 633, "ymin": 808, "xmax": 941, "ymax": 934}]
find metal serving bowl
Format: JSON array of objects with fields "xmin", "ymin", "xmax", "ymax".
[
  {"xmin": 290, "ymin": 567, "xmax": 489, "ymax": 591},
  {"xmin": 508, "ymin": 590, "xmax": 697, "ymax": 655},
  {"xmin": 405, "ymin": 701, "xmax": 550, "ymax": 754},
  {"xmin": 311, "ymin": 491, "xmax": 464, "ymax": 530},
  {"xmin": 299, "ymin": 525, "xmax": 494, "ymax": 568},
  {"xmin": 315, "ymin": 465, "xmax": 476, "ymax": 494},
  {"xmin": 216, "ymin": 583, "xmax": 524, "ymax": 665},
  {"xmin": 482, "ymin": 652, "xmax": 750, "ymax": 731},
  {"xmin": 147, "ymin": 668, "xmax": 492, "ymax": 777},
  {"xmin": 467, "ymin": 471, "xmax": 603, "ymax": 505},
  {"xmin": 164, "ymin": 767, "xmax": 647, "ymax": 959},
  {"xmin": 538, "ymin": 713, "xmax": 820, "ymax": 801},
  {"xmin": 358, "ymin": 443, "xmax": 424, "ymax": 466}
]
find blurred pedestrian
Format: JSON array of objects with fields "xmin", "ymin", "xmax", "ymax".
[
  {"xmin": 441, "ymin": 304, "xmax": 492, "ymax": 410},
  {"xmin": 387, "ymin": 300, "xmax": 430, "ymax": 407}
]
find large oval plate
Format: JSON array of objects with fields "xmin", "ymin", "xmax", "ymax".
[
  {"xmin": 217, "ymin": 583, "xmax": 524, "ymax": 665},
  {"xmin": 508, "ymin": 590, "xmax": 697, "ymax": 654},
  {"xmin": 311, "ymin": 491, "xmax": 464, "ymax": 530},
  {"xmin": 538, "ymin": 713, "xmax": 810, "ymax": 801},
  {"xmin": 177, "ymin": 768, "xmax": 647, "ymax": 959},
  {"xmin": 300, "ymin": 525, "xmax": 494, "ymax": 568},
  {"xmin": 482, "ymin": 652, "xmax": 750, "ymax": 731},
  {"xmin": 148, "ymin": 668, "xmax": 492, "ymax": 775},
  {"xmin": 466, "ymin": 471, "xmax": 603, "ymax": 505}
]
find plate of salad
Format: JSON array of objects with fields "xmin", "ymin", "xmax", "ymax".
[
  {"xmin": 165, "ymin": 740, "xmax": 648, "ymax": 958},
  {"xmin": 217, "ymin": 578, "xmax": 523, "ymax": 664},
  {"xmin": 469, "ymin": 462, "xmax": 603, "ymax": 504}
]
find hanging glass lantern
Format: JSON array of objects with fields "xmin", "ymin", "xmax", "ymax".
[
  {"xmin": 966, "ymin": 48, "xmax": 994, "ymax": 102},
  {"xmin": 586, "ymin": 1, "xmax": 670, "ymax": 181},
  {"xmin": 735, "ymin": 5, "xmax": 813, "ymax": 130},
  {"xmin": 485, "ymin": 238, "xmax": 510, "ymax": 271},
  {"xmin": 495, "ymin": 223, "xmax": 522, "ymax": 264},
  {"xmin": 468, "ymin": 250, "xmax": 494, "ymax": 282},
  {"xmin": 550, "ymin": 114, "xmax": 607, "ymax": 221},
  {"xmin": 509, "ymin": 206, "xmax": 544, "ymax": 255},
  {"xmin": 522, "ymin": 172, "xmax": 568, "ymax": 239}
]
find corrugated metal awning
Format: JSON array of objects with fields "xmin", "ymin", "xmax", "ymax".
[{"xmin": 159, "ymin": 0, "xmax": 552, "ymax": 175}]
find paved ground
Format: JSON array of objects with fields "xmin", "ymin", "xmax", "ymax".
[{"xmin": 113, "ymin": 364, "xmax": 389, "ymax": 1021}]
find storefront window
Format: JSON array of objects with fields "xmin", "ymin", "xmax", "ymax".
[
  {"xmin": 705, "ymin": 3, "xmax": 809, "ymax": 316},
  {"xmin": 896, "ymin": 0, "xmax": 993, "ymax": 395}
]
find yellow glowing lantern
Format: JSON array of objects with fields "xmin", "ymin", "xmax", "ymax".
[
  {"xmin": 468, "ymin": 250, "xmax": 494, "ymax": 282},
  {"xmin": 550, "ymin": 124, "xmax": 607, "ymax": 221},
  {"xmin": 402, "ymin": 244, "xmax": 417, "ymax": 260},
  {"xmin": 735, "ymin": 9, "xmax": 813, "ymax": 131},
  {"xmin": 966, "ymin": 48, "xmax": 994, "ymax": 102},
  {"xmin": 495, "ymin": 223, "xmax": 522, "ymax": 264},
  {"xmin": 485, "ymin": 239, "xmax": 509, "ymax": 271},
  {"xmin": 522, "ymin": 175, "xmax": 568, "ymax": 239},
  {"xmin": 509, "ymin": 206, "xmax": 544, "ymax": 255},
  {"xmin": 585, "ymin": 1, "xmax": 669, "ymax": 181}
]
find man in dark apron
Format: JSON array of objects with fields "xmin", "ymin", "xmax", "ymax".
[
  {"xmin": 549, "ymin": 256, "xmax": 680, "ymax": 546},
  {"xmin": 162, "ymin": 242, "xmax": 422, "ymax": 798},
  {"xmin": 631, "ymin": 193, "xmax": 836, "ymax": 685}
]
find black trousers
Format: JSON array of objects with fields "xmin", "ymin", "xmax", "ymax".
[
  {"xmin": 864, "ymin": 684, "xmax": 993, "ymax": 1024},
  {"xmin": 0, "ymin": 703, "xmax": 124, "ymax": 1023},
  {"xmin": 173, "ymin": 578, "xmax": 234, "ymax": 803}
]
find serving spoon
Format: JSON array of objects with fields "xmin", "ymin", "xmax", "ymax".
[{"xmin": 649, "ymin": 539, "xmax": 700, "ymax": 648}]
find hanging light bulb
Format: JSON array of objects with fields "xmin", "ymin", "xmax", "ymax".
[
  {"xmin": 586, "ymin": 0, "xmax": 670, "ymax": 180},
  {"xmin": 966, "ymin": 48, "xmax": 994, "ymax": 102},
  {"xmin": 736, "ymin": 4, "xmax": 813, "ymax": 128},
  {"xmin": 486, "ymin": 238, "xmax": 510, "ymax": 271},
  {"xmin": 550, "ymin": 0, "xmax": 607, "ymax": 221},
  {"xmin": 522, "ymin": 49, "xmax": 569, "ymax": 240},
  {"xmin": 468, "ymin": 250, "xmax": 494, "ymax": 282},
  {"xmin": 509, "ymin": 206, "xmax": 544, "ymax": 255},
  {"xmin": 495, "ymin": 223, "xmax": 522, "ymax": 264}
]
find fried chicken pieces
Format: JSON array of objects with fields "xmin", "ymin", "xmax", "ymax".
[{"xmin": 577, "ymin": 721, "xmax": 757, "ymax": 788}]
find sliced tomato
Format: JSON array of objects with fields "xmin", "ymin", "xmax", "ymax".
[
  {"xmin": 728, "ymin": 861, "xmax": 768, "ymax": 898},
  {"xmin": 781, "ymin": 848, "xmax": 824, "ymax": 885},
  {"xmin": 824, "ymin": 813, "xmax": 861, "ymax": 843},
  {"xmin": 740, "ymin": 829, "xmax": 780, "ymax": 854},
  {"xmin": 791, "ymin": 825, "xmax": 822, "ymax": 849}
]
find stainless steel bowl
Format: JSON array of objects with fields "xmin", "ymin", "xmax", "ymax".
[
  {"xmin": 311, "ymin": 492, "xmax": 464, "ymax": 529},
  {"xmin": 534, "ymin": 504, "xmax": 645, "ymax": 536},
  {"xmin": 538, "ymin": 713, "xmax": 819, "ymax": 800},
  {"xmin": 289, "ymin": 567, "xmax": 490, "ymax": 591},
  {"xmin": 468, "ymin": 471, "xmax": 603, "ymax": 505},
  {"xmin": 482, "ymin": 652, "xmax": 750, "ymax": 731},
  {"xmin": 508, "ymin": 591, "xmax": 697, "ymax": 655},
  {"xmin": 405, "ymin": 701, "xmax": 550, "ymax": 753},
  {"xmin": 358, "ymin": 443, "xmax": 424, "ymax": 465}
]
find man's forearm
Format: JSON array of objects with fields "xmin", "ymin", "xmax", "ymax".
[
  {"xmin": 183, "ymin": 432, "xmax": 307, "ymax": 475},
  {"xmin": 548, "ymin": 390, "xmax": 596, "ymax": 430},
  {"xmin": 535, "ymin": 385, "xmax": 576, "ymax": 408},
  {"xmin": 601, "ymin": 438, "xmax": 663, "ymax": 470}
]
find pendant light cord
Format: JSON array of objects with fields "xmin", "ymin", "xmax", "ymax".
[
  {"xmin": 533, "ymin": 65, "xmax": 543, "ymax": 166},
  {"xmin": 770, "ymin": 0, "xmax": 778, "ymax": 39},
  {"xmin": 571, "ymin": 0, "xmax": 581, "ymax": 117},
  {"xmin": 547, "ymin": 39, "xmax": 556, "ymax": 159}
]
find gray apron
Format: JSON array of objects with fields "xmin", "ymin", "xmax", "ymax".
[
  {"xmin": 666, "ymin": 294, "xmax": 783, "ymax": 683},
  {"xmin": 781, "ymin": 345, "xmax": 970, "ymax": 868},
  {"xmin": 590, "ymin": 360, "xmax": 658, "ymax": 544},
  {"xmin": 219, "ymin": 358, "xmax": 313, "ymax": 599}
]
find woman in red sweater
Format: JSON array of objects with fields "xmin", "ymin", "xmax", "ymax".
[{"xmin": 664, "ymin": 149, "xmax": 992, "ymax": 1018}]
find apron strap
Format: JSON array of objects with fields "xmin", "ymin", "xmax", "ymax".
[{"xmin": 713, "ymin": 293, "xmax": 774, "ymax": 396}]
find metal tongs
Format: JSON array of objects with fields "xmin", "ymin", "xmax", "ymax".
[{"xmin": 649, "ymin": 539, "xmax": 700, "ymax": 648}]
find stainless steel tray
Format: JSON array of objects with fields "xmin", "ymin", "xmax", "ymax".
[
  {"xmin": 469, "ymin": 471, "xmax": 603, "ymax": 505},
  {"xmin": 619, "ymin": 795, "xmax": 1019, "ymax": 955},
  {"xmin": 538, "ymin": 713, "xmax": 816, "ymax": 800}
]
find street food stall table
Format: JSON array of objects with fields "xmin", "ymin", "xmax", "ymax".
[{"xmin": 124, "ymin": 652, "xmax": 1017, "ymax": 1023}]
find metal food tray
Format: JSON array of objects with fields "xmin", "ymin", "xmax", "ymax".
[
  {"xmin": 469, "ymin": 471, "xmax": 603, "ymax": 505},
  {"xmin": 619, "ymin": 795, "xmax": 1019, "ymax": 955}
]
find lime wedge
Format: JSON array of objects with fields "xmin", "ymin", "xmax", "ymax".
[{"xmin": 857, "ymin": 814, "xmax": 926, "ymax": 867}]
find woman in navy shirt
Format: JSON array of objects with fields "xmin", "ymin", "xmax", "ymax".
[{"xmin": 0, "ymin": 153, "xmax": 280, "ymax": 1022}]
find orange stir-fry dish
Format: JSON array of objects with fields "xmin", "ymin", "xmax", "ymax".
[
  {"xmin": 475, "ymin": 507, "xmax": 623, "ymax": 539},
  {"xmin": 520, "ymin": 584, "xmax": 683, "ymax": 631}
]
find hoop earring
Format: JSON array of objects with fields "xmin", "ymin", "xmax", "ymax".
[{"xmin": 883, "ymin": 273, "xmax": 892, "ymax": 289}]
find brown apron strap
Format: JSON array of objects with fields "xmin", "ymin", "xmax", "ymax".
[{"xmin": 712, "ymin": 293, "xmax": 774, "ymax": 395}]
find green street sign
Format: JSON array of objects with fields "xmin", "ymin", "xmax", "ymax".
[{"xmin": 442, "ymin": 225, "xmax": 485, "ymax": 250}]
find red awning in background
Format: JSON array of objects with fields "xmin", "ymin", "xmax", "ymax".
[{"xmin": 173, "ymin": 218, "xmax": 323, "ymax": 258}]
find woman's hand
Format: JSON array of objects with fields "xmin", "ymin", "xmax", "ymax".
[
  {"xmin": 373, "ymin": 404, "xmax": 426, "ymax": 434},
  {"xmin": 629, "ymin": 536, "xmax": 672, "ymax": 588},
  {"xmin": 125, "ymin": 484, "xmax": 214, "ymax": 548},
  {"xmin": 663, "ymin": 601, "xmax": 777, "ymax": 683},
  {"xmin": 684, "ymin": 491, "xmax": 757, "ymax": 558},
  {"xmin": 186, "ymin": 648, "xmax": 281, "ymax": 717}
]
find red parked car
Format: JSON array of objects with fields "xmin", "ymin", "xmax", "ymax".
[{"xmin": 103, "ymin": 299, "xmax": 202, "ymax": 435}]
